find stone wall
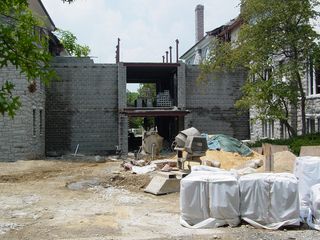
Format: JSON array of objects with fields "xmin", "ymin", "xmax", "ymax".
[
  {"xmin": 185, "ymin": 65, "xmax": 250, "ymax": 140},
  {"xmin": 0, "ymin": 65, "xmax": 45, "ymax": 161},
  {"xmin": 250, "ymin": 70, "xmax": 319, "ymax": 140},
  {"xmin": 46, "ymin": 57, "xmax": 118, "ymax": 155}
]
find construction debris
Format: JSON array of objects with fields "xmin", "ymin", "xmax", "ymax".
[
  {"xmin": 201, "ymin": 159, "xmax": 221, "ymax": 168},
  {"xmin": 132, "ymin": 164, "xmax": 157, "ymax": 174},
  {"xmin": 150, "ymin": 159, "xmax": 176, "ymax": 168},
  {"xmin": 144, "ymin": 175, "xmax": 180, "ymax": 195},
  {"xmin": 161, "ymin": 164, "xmax": 173, "ymax": 172}
]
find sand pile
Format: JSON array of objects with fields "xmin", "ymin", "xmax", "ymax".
[
  {"xmin": 173, "ymin": 150, "xmax": 264, "ymax": 170},
  {"xmin": 200, "ymin": 150, "xmax": 264, "ymax": 170}
]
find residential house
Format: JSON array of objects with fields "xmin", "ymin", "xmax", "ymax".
[{"xmin": 180, "ymin": 5, "xmax": 242, "ymax": 65}]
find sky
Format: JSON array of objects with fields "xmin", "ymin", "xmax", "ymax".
[{"xmin": 41, "ymin": 0, "xmax": 240, "ymax": 91}]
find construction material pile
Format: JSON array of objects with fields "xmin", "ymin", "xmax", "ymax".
[
  {"xmin": 180, "ymin": 169, "xmax": 240, "ymax": 228},
  {"xmin": 200, "ymin": 150, "xmax": 263, "ymax": 170},
  {"xmin": 181, "ymin": 155, "xmax": 320, "ymax": 231},
  {"xmin": 156, "ymin": 90, "xmax": 172, "ymax": 107},
  {"xmin": 180, "ymin": 167, "xmax": 300, "ymax": 229},
  {"xmin": 173, "ymin": 127, "xmax": 263, "ymax": 171}
]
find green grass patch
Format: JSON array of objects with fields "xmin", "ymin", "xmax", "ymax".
[{"xmin": 248, "ymin": 133, "xmax": 320, "ymax": 156}]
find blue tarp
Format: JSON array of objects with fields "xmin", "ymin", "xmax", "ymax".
[{"xmin": 202, "ymin": 134, "xmax": 252, "ymax": 156}]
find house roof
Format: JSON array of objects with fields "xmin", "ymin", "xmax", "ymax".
[
  {"xmin": 28, "ymin": 0, "xmax": 56, "ymax": 31},
  {"xmin": 180, "ymin": 34, "xmax": 212, "ymax": 59},
  {"xmin": 37, "ymin": 0, "xmax": 56, "ymax": 30},
  {"xmin": 180, "ymin": 16, "xmax": 241, "ymax": 60}
]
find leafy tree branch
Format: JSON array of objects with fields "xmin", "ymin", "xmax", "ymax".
[{"xmin": 200, "ymin": 0, "xmax": 320, "ymax": 136}]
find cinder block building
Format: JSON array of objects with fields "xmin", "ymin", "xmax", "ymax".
[
  {"xmin": 45, "ymin": 57, "xmax": 248, "ymax": 156},
  {"xmin": 0, "ymin": 0, "xmax": 58, "ymax": 161}
]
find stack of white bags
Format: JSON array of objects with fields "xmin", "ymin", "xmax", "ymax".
[
  {"xmin": 294, "ymin": 157, "xmax": 320, "ymax": 230},
  {"xmin": 180, "ymin": 167, "xmax": 240, "ymax": 228},
  {"xmin": 180, "ymin": 157, "xmax": 320, "ymax": 230}
]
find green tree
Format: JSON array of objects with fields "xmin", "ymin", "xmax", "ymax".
[
  {"xmin": 127, "ymin": 90, "xmax": 139, "ymax": 107},
  {"xmin": 0, "ymin": 0, "xmax": 55, "ymax": 117},
  {"xmin": 55, "ymin": 29, "xmax": 90, "ymax": 57},
  {"xmin": 127, "ymin": 90, "xmax": 142, "ymax": 128},
  {"xmin": 200, "ymin": 0, "xmax": 320, "ymax": 136},
  {"xmin": 137, "ymin": 83, "xmax": 156, "ymax": 99},
  {"xmin": 0, "ymin": 0, "xmax": 90, "ymax": 117}
]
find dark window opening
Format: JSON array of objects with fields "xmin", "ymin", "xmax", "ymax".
[
  {"xmin": 307, "ymin": 118, "xmax": 315, "ymax": 134},
  {"xmin": 39, "ymin": 109, "xmax": 43, "ymax": 135},
  {"xmin": 32, "ymin": 109, "xmax": 36, "ymax": 136}
]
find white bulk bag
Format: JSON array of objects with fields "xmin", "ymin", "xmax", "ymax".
[
  {"xmin": 307, "ymin": 184, "xmax": 320, "ymax": 230},
  {"xmin": 239, "ymin": 173, "xmax": 300, "ymax": 230},
  {"xmin": 180, "ymin": 171, "xmax": 240, "ymax": 228},
  {"xmin": 191, "ymin": 165, "xmax": 227, "ymax": 173},
  {"xmin": 294, "ymin": 156, "xmax": 320, "ymax": 218}
]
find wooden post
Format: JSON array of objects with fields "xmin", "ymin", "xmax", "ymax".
[{"xmin": 263, "ymin": 143, "xmax": 273, "ymax": 172}]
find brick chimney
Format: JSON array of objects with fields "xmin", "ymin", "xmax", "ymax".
[{"xmin": 195, "ymin": 4, "xmax": 204, "ymax": 43}]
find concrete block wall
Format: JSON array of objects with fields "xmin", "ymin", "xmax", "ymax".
[
  {"xmin": 46, "ymin": 57, "xmax": 118, "ymax": 155},
  {"xmin": 0, "ymin": 65, "xmax": 45, "ymax": 161},
  {"xmin": 117, "ymin": 63, "xmax": 128, "ymax": 154},
  {"xmin": 185, "ymin": 65, "xmax": 249, "ymax": 140},
  {"xmin": 177, "ymin": 63, "xmax": 186, "ymax": 109}
]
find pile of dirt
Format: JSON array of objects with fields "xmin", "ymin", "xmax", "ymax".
[
  {"xmin": 273, "ymin": 151, "xmax": 297, "ymax": 173},
  {"xmin": 104, "ymin": 171, "xmax": 152, "ymax": 192},
  {"xmin": 256, "ymin": 150, "xmax": 297, "ymax": 173}
]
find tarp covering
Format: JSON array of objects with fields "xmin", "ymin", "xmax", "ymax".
[
  {"xmin": 239, "ymin": 173, "xmax": 300, "ymax": 230},
  {"xmin": 294, "ymin": 156, "xmax": 320, "ymax": 218},
  {"xmin": 307, "ymin": 184, "xmax": 320, "ymax": 231},
  {"xmin": 180, "ymin": 170, "xmax": 240, "ymax": 229},
  {"xmin": 203, "ymin": 134, "xmax": 252, "ymax": 156}
]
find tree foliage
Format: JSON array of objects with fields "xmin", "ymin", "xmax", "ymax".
[
  {"xmin": 0, "ymin": 0, "xmax": 90, "ymax": 118},
  {"xmin": 0, "ymin": 0, "xmax": 55, "ymax": 117},
  {"xmin": 200, "ymin": 0, "xmax": 320, "ymax": 136},
  {"xmin": 127, "ymin": 84, "xmax": 157, "ymax": 129},
  {"xmin": 55, "ymin": 29, "xmax": 90, "ymax": 57},
  {"xmin": 137, "ymin": 83, "xmax": 156, "ymax": 99}
]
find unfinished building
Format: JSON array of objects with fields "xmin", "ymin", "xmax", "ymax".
[{"xmin": 45, "ymin": 57, "xmax": 249, "ymax": 156}]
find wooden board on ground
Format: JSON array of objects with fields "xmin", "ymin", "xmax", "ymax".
[
  {"xmin": 263, "ymin": 144, "xmax": 289, "ymax": 172},
  {"xmin": 300, "ymin": 146, "xmax": 320, "ymax": 157}
]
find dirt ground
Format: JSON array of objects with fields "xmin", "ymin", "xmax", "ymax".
[{"xmin": 0, "ymin": 159, "xmax": 319, "ymax": 240}]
